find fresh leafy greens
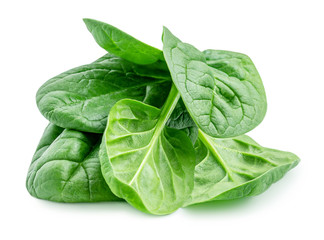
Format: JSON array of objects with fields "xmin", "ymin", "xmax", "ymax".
[
  {"xmin": 26, "ymin": 124, "xmax": 119, "ymax": 202},
  {"xmin": 162, "ymin": 27, "xmax": 267, "ymax": 138},
  {"xmin": 37, "ymin": 54, "xmax": 171, "ymax": 133},
  {"xmin": 186, "ymin": 131, "xmax": 299, "ymax": 206},
  {"xmin": 166, "ymin": 99, "xmax": 198, "ymax": 144},
  {"xmin": 84, "ymin": 18, "xmax": 164, "ymax": 65},
  {"xmin": 100, "ymin": 85, "xmax": 195, "ymax": 215},
  {"xmin": 27, "ymin": 18, "xmax": 299, "ymax": 216}
]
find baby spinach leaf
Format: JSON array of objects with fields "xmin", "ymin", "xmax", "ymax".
[
  {"xmin": 26, "ymin": 124, "xmax": 119, "ymax": 202},
  {"xmin": 162, "ymin": 27, "xmax": 267, "ymax": 138},
  {"xmin": 37, "ymin": 54, "xmax": 171, "ymax": 133},
  {"xmin": 166, "ymin": 99, "xmax": 198, "ymax": 144},
  {"xmin": 100, "ymin": 85, "xmax": 195, "ymax": 215},
  {"xmin": 185, "ymin": 130, "xmax": 300, "ymax": 206},
  {"xmin": 84, "ymin": 18, "xmax": 164, "ymax": 65}
]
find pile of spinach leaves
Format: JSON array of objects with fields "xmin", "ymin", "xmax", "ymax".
[{"xmin": 26, "ymin": 18, "xmax": 300, "ymax": 215}]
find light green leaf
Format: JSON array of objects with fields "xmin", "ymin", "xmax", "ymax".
[
  {"xmin": 100, "ymin": 85, "xmax": 195, "ymax": 215},
  {"xmin": 185, "ymin": 130, "xmax": 300, "ymax": 206},
  {"xmin": 84, "ymin": 18, "xmax": 164, "ymax": 65},
  {"xmin": 163, "ymin": 27, "xmax": 267, "ymax": 138},
  {"xmin": 26, "ymin": 124, "xmax": 119, "ymax": 202},
  {"xmin": 37, "ymin": 54, "xmax": 171, "ymax": 133}
]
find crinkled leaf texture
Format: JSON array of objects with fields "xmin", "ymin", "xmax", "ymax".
[
  {"xmin": 26, "ymin": 124, "xmax": 119, "ymax": 202},
  {"xmin": 37, "ymin": 54, "xmax": 171, "ymax": 133},
  {"xmin": 163, "ymin": 27, "xmax": 267, "ymax": 138},
  {"xmin": 185, "ymin": 131, "xmax": 300, "ymax": 206},
  {"xmin": 84, "ymin": 18, "xmax": 164, "ymax": 65},
  {"xmin": 166, "ymin": 99, "xmax": 198, "ymax": 144},
  {"xmin": 100, "ymin": 95, "xmax": 195, "ymax": 215}
]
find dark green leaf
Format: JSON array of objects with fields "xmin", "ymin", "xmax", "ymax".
[
  {"xmin": 37, "ymin": 54, "xmax": 171, "ymax": 133},
  {"xmin": 166, "ymin": 99, "xmax": 198, "ymax": 144},
  {"xmin": 26, "ymin": 124, "xmax": 119, "ymax": 202},
  {"xmin": 84, "ymin": 18, "xmax": 164, "ymax": 65}
]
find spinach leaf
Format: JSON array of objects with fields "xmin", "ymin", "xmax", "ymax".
[
  {"xmin": 84, "ymin": 18, "xmax": 164, "ymax": 65},
  {"xmin": 99, "ymin": 85, "xmax": 195, "ymax": 215},
  {"xmin": 166, "ymin": 99, "xmax": 198, "ymax": 144},
  {"xmin": 185, "ymin": 130, "xmax": 300, "ymax": 206},
  {"xmin": 37, "ymin": 54, "xmax": 171, "ymax": 133},
  {"xmin": 29, "ymin": 21, "xmax": 299, "ymax": 215},
  {"xmin": 26, "ymin": 124, "xmax": 119, "ymax": 202},
  {"xmin": 162, "ymin": 27, "xmax": 267, "ymax": 138}
]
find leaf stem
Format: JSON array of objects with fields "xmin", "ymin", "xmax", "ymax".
[
  {"xmin": 158, "ymin": 83, "xmax": 180, "ymax": 128},
  {"xmin": 198, "ymin": 129, "xmax": 235, "ymax": 181},
  {"xmin": 128, "ymin": 84, "xmax": 180, "ymax": 185}
]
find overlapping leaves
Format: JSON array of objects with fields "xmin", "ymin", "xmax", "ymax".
[{"xmin": 27, "ymin": 18, "xmax": 299, "ymax": 215}]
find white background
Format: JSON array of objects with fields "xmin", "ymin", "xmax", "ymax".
[{"xmin": 1, "ymin": 0, "xmax": 323, "ymax": 239}]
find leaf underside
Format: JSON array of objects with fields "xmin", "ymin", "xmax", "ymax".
[
  {"xmin": 28, "ymin": 20, "xmax": 299, "ymax": 214},
  {"xmin": 185, "ymin": 132, "xmax": 300, "ymax": 206},
  {"xmin": 100, "ymin": 99, "xmax": 195, "ymax": 215}
]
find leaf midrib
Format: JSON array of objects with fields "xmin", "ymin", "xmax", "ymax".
[
  {"xmin": 128, "ymin": 85, "xmax": 180, "ymax": 186},
  {"xmin": 198, "ymin": 130, "xmax": 235, "ymax": 181},
  {"xmin": 39, "ymin": 78, "xmax": 170, "ymax": 117}
]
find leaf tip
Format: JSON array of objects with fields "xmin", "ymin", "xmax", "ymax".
[
  {"xmin": 82, "ymin": 18, "xmax": 91, "ymax": 24},
  {"xmin": 162, "ymin": 26, "xmax": 170, "ymax": 39},
  {"xmin": 82, "ymin": 18, "xmax": 99, "ymax": 29}
]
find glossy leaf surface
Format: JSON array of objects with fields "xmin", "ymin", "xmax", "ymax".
[
  {"xmin": 100, "ymin": 86, "xmax": 195, "ymax": 215},
  {"xmin": 185, "ymin": 131, "xmax": 300, "ymax": 206},
  {"xmin": 26, "ymin": 124, "xmax": 119, "ymax": 202},
  {"xmin": 163, "ymin": 27, "xmax": 267, "ymax": 138},
  {"xmin": 37, "ymin": 54, "xmax": 171, "ymax": 133},
  {"xmin": 84, "ymin": 18, "xmax": 164, "ymax": 65}
]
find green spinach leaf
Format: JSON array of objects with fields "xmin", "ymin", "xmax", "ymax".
[
  {"xmin": 29, "ymin": 21, "xmax": 299, "ymax": 215},
  {"xmin": 162, "ymin": 27, "xmax": 267, "ymax": 138},
  {"xmin": 84, "ymin": 18, "xmax": 164, "ymax": 65},
  {"xmin": 166, "ymin": 99, "xmax": 198, "ymax": 144},
  {"xmin": 185, "ymin": 130, "xmax": 300, "ymax": 206},
  {"xmin": 99, "ymin": 85, "xmax": 195, "ymax": 215},
  {"xmin": 37, "ymin": 54, "xmax": 171, "ymax": 133},
  {"xmin": 26, "ymin": 124, "xmax": 119, "ymax": 202}
]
